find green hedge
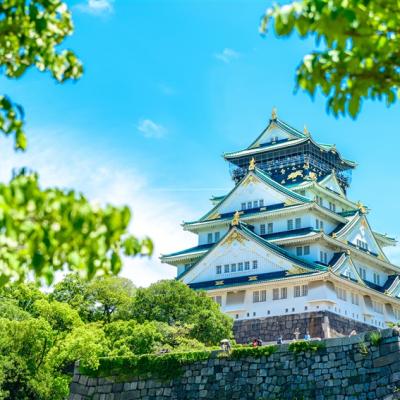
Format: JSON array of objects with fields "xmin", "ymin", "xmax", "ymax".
[
  {"xmin": 288, "ymin": 340, "xmax": 325, "ymax": 354},
  {"xmin": 80, "ymin": 350, "xmax": 212, "ymax": 380},
  {"xmin": 228, "ymin": 345, "xmax": 278, "ymax": 359},
  {"xmin": 79, "ymin": 345, "xmax": 280, "ymax": 379}
]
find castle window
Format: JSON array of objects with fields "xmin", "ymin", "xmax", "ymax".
[
  {"xmin": 304, "ymin": 246, "xmax": 310, "ymax": 255},
  {"xmin": 244, "ymin": 261, "xmax": 250, "ymax": 270},
  {"xmin": 253, "ymin": 290, "xmax": 266, "ymax": 303},
  {"xmin": 216, "ymin": 265, "xmax": 222, "ymax": 274},
  {"xmin": 296, "ymin": 247, "xmax": 303, "ymax": 256},
  {"xmin": 214, "ymin": 232, "xmax": 220, "ymax": 242},
  {"xmin": 247, "ymin": 201, "xmax": 252, "ymax": 209},
  {"xmin": 295, "ymin": 218, "xmax": 302, "ymax": 229},
  {"xmin": 287, "ymin": 219, "xmax": 294, "ymax": 230},
  {"xmin": 329, "ymin": 202, "xmax": 336, "ymax": 212},
  {"xmin": 252, "ymin": 260, "xmax": 258, "ymax": 269},
  {"xmin": 294, "ymin": 285, "xmax": 308, "ymax": 297},
  {"xmin": 207, "ymin": 233, "xmax": 213, "ymax": 244},
  {"xmin": 241, "ymin": 202, "xmax": 246, "ymax": 210},
  {"xmin": 268, "ymin": 223, "xmax": 274, "ymax": 234},
  {"xmin": 281, "ymin": 287, "xmax": 288, "ymax": 299},
  {"xmin": 253, "ymin": 200, "xmax": 259, "ymax": 208},
  {"xmin": 373, "ymin": 301, "xmax": 383, "ymax": 314},
  {"xmin": 302, "ymin": 285, "xmax": 308, "ymax": 296},
  {"xmin": 231, "ymin": 263, "xmax": 237, "ymax": 272},
  {"xmin": 272, "ymin": 288, "xmax": 279, "ymax": 300},
  {"xmin": 351, "ymin": 293, "xmax": 359, "ymax": 305},
  {"xmin": 260, "ymin": 224, "xmax": 266, "ymax": 235},
  {"xmin": 373, "ymin": 272, "xmax": 380, "ymax": 285},
  {"xmin": 320, "ymin": 251, "xmax": 328, "ymax": 264},
  {"xmin": 337, "ymin": 287, "xmax": 347, "ymax": 301},
  {"xmin": 224, "ymin": 264, "xmax": 229, "ymax": 273},
  {"xmin": 294, "ymin": 286, "xmax": 301, "ymax": 297},
  {"xmin": 214, "ymin": 296, "xmax": 222, "ymax": 306},
  {"xmin": 238, "ymin": 262, "xmax": 243, "ymax": 271},
  {"xmin": 357, "ymin": 239, "xmax": 368, "ymax": 251},
  {"xmin": 359, "ymin": 267, "xmax": 366, "ymax": 280},
  {"xmin": 260, "ymin": 199, "xmax": 264, "ymax": 207}
]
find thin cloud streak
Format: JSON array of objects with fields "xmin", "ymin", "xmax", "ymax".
[
  {"xmin": 215, "ymin": 48, "xmax": 240, "ymax": 63},
  {"xmin": 137, "ymin": 119, "xmax": 167, "ymax": 139},
  {"xmin": 75, "ymin": 0, "xmax": 114, "ymax": 15}
]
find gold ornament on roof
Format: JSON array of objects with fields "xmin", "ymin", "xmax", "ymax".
[
  {"xmin": 249, "ymin": 157, "xmax": 256, "ymax": 171},
  {"xmin": 271, "ymin": 107, "xmax": 277, "ymax": 120},
  {"xmin": 231, "ymin": 211, "xmax": 240, "ymax": 226},
  {"xmin": 308, "ymin": 172, "xmax": 317, "ymax": 181},
  {"xmin": 303, "ymin": 125, "xmax": 310, "ymax": 136},
  {"xmin": 356, "ymin": 201, "xmax": 367, "ymax": 214},
  {"xmin": 224, "ymin": 230, "xmax": 248, "ymax": 245},
  {"xmin": 288, "ymin": 170, "xmax": 303, "ymax": 180}
]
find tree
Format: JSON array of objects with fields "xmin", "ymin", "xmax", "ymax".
[
  {"xmin": 52, "ymin": 274, "xmax": 136, "ymax": 322},
  {"xmin": 261, "ymin": 0, "xmax": 400, "ymax": 118},
  {"xmin": 0, "ymin": 172, "xmax": 153, "ymax": 285},
  {"xmin": 132, "ymin": 280, "xmax": 233, "ymax": 345},
  {"xmin": 0, "ymin": 0, "xmax": 83, "ymax": 150}
]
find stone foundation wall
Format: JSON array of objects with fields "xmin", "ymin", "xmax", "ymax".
[
  {"xmin": 70, "ymin": 328, "xmax": 400, "ymax": 400},
  {"xmin": 233, "ymin": 311, "xmax": 374, "ymax": 343}
]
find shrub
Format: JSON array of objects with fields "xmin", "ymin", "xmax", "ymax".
[
  {"xmin": 229, "ymin": 345, "xmax": 278, "ymax": 359},
  {"xmin": 368, "ymin": 331, "xmax": 382, "ymax": 346},
  {"xmin": 288, "ymin": 340, "xmax": 325, "ymax": 354}
]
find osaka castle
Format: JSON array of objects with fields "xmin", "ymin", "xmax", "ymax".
[{"xmin": 161, "ymin": 109, "xmax": 399, "ymax": 341}]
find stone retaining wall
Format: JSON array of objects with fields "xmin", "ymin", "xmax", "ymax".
[
  {"xmin": 233, "ymin": 311, "xmax": 374, "ymax": 343},
  {"xmin": 70, "ymin": 328, "xmax": 400, "ymax": 400}
]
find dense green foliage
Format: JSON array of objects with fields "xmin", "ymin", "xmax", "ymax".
[
  {"xmin": 79, "ymin": 351, "xmax": 213, "ymax": 380},
  {"xmin": 0, "ymin": 171, "xmax": 153, "ymax": 285},
  {"xmin": 261, "ymin": 0, "xmax": 400, "ymax": 118},
  {"xmin": 0, "ymin": 0, "xmax": 83, "ymax": 150},
  {"xmin": 228, "ymin": 345, "xmax": 278, "ymax": 359},
  {"xmin": 0, "ymin": 276, "xmax": 233, "ymax": 399},
  {"xmin": 288, "ymin": 340, "xmax": 326, "ymax": 354},
  {"xmin": 132, "ymin": 280, "xmax": 233, "ymax": 345}
]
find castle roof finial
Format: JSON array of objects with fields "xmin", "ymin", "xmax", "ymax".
[
  {"xmin": 232, "ymin": 211, "xmax": 240, "ymax": 226},
  {"xmin": 249, "ymin": 157, "xmax": 256, "ymax": 171},
  {"xmin": 271, "ymin": 107, "xmax": 277, "ymax": 120},
  {"xmin": 356, "ymin": 201, "xmax": 367, "ymax": 214},
  {"xmin": 303, "ymin": 125, "xmax": 310, "ymax": 136}
]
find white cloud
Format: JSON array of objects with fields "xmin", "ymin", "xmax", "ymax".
[
  {"xmin": 76, "ymin": 0, "xmax": 113, "ymax": 15},
  {"xmin": 137, "ymin": 119, "xmax": 167, "ymax": 139},
  {"xmin": 0, "ymin": 129, "xmax": 195, "ymax": 287},
  {"xmin": 215, "ymin": 48, "xmax": 240, "ymax": 63}
]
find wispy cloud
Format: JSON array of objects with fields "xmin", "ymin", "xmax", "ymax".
[
  {"xmin": 215, "ymin": 48, "xmax": 240, "ymax": 63},
  {"xmin": 0, "ymin": 128, "xmax": 195, "ymax": 287},
  {"xmin": 76, "ymin": 0, "xmax": 113, "ymax": 15},
  {"xmin": 137, "ymin": 119, "xmax": 167, "ymax": 139}
]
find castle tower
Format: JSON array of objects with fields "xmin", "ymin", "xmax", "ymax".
[{"xmin": 161, "ymin": 110, "xmax": 399, "ymax": 342}]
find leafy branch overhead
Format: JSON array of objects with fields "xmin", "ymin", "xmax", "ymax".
[
  {"xmin": 260, "ymin": 0, "xmax": 400, "ymax": 118},
  {"xmin": 0, "ymin": 171, "xmax": 153, "ymax": 285},
  {"xmin": 0, "ymin": 0, "xmax": 83, "ymax": 149}
]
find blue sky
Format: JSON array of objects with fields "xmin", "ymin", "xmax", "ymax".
[{"xmin": 1, "ymin": 0, "xmax": 399, "ymax": 286}]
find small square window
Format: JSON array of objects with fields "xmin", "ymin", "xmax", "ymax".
[
  {"xmin": 304, "ymin": 246, "xmax": 310, "ymax": 255},
  {"xmin": 272, "ymin": 288, "xmax": 279, "ymax": 300},
  {"xmin": 207, "ymin": 233, "xmax": 213, "ymax": 244},
  {"xmin": 238, "ymin": 262, "xmax": 243, "ymax": 271},
  {"xmin": 247, "ymin": 201, "xmax": 252, "ymax": 209},
  {"xmin": 268, "ymin": 223, "xmax": 273, "ymax": 234},
  {"xmin": 295, "ymin": 218, "xmax": 301, "ymax": 229},
  {"xmin": 252, "ymin": 260, "xmax": 258, "ymax": 269},
  {"xmin": 296, "ymin": 247, "xmax": 303, "ymax": 256},
  {"xmin": 231, "ymin": 263, "xmax": 237, "ymax": 272},
  {"xmin": 260, "ymin": 224, "xmax": 266, "ymax": 235},
  {"xmin": 224, "ymin": 264, "xmax": 229, "ymax": 273},
  {"xmin": 216, "ymin": 265, "xmax": 222, "ymax": 274},
  {"xmin": 214, "ymin": 232, "xmax": 220, "ymax": 242},
  {"xmin": 253, "ymin": 200, "xmax": 259, "ymax": 208},
  {"xmin": 244, "ymin": 261, "xmax": 250, "ymax": 270},
  {"xmin": 281, "ymin": 287, "xmax": 288, "ymax": 299},
  {"xmin": 241, "ymin": 202, "xmax": 246, "ymax": 210},
  {"xmin": 260, "ymin": 199, "xmax": 264, "ymax": 207},
  {"xmin": 287, "ymin": 219, "xmax": 293, "ymax": 230}
]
